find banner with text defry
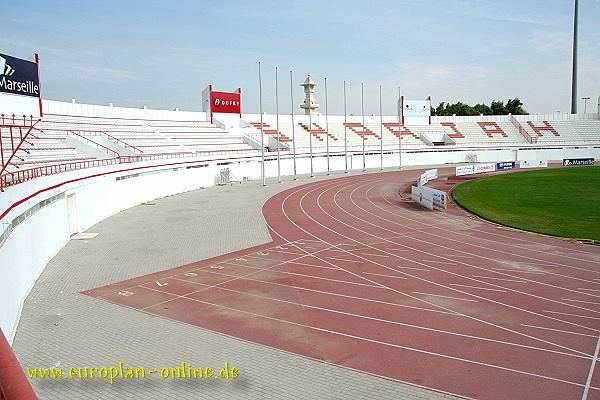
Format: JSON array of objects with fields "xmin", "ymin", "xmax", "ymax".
[{"xmin": 202, "ymin": 85, "xmax": 241, "ymax": 123}]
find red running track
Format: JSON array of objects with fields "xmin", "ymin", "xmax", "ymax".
[{"xmin": 84, "ymin": 168, "xmax": 600, "ymax": 400}]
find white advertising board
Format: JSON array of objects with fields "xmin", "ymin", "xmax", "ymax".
[
  {"xmin": 411, "ymin": 186, "xmax": 434, "ymax": 210},
  {"xmin": 520, "ymin": 160, "xmax": 548, "ymax": 169},
  {"xmin": 456, "ymin": 165, "xmax": 475, "ymax": 176},
  {"xmin": 427, "ymin": 187, "xmax": 448, "ymax": 209},
  {"xmin": 403, "ymin": 100, "xmax": 431, "ymax": 117},
  {"xmin": 455, "ymin": 163, "xmax": 496, "ymax": 176},
  {"xmin": 417, "ymin": 168, "xmax": 438, "ymax": 187}
]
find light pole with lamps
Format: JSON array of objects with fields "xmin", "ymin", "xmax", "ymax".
[{"xmin": 582, "ymin": 97, "xmax": 590, "ymax": 114}]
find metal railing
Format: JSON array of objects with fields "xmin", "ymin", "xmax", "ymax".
[
  {"xmin": 509, "ymin": 114, "xmax": 537, "ymax": 144},
  {"xmin": 0, "ymin": 148, "xmax": 261, "ymax": 191},
  {"xmin": 66, "ymin": 130, "xmax": 144, "ymax": 154},
  {"xmin": 68, "ymin": 131, "xmax": 121, "ymax": 158}
]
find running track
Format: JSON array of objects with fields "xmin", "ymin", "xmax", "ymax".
[{"xmin": 84, "ymin": 168, "xmax": 600, "ymax": 400}]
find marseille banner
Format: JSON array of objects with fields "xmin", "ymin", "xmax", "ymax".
[
  {"xmin": 563, "ymin": 158, "xmax": 594, "ymax": 167},
  {"xmin": 0, "ymin": 53, "xmax": 40, "ymax": 98}
]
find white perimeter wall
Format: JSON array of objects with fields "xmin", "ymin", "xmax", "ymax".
[{"xmin": 42, "ymin": 99, "xmax": 207, "ymax": 121}]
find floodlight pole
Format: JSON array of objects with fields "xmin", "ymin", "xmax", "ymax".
[
  {"xmin": 309, "ymin": 85, "xmax": 314, "ymax": 178},
  {"xmin": 343, "ymin": 80, "xmax": 348, "ymax": 173},
  {"xmin": 290, "ymin": 70, "xmax": 298, "ymax": 180},
  {"xmin": 275, "ymin": 66, "xmax": 281, "ymax": 183},
  {"xmin": 571, "ymin": 0, "xmax": 579, "ymax": 114},
  {"xmin": 325, "ymin": 77, "xmax": 330, "ymax": 175},
  {"xmin": 397, "ymin": 87, "xmax": 402, "ymax": 169},
  {"xmin": 582, "ymin": 97, "xmax": 590, "ymax": 114},
  {"xmin": 379, "ymin": 84, "xmax": 383, "ymax": 171},
  {"xmin": 361, "ymin": 82, "xmax": 366, "ymax": 172},
  {"xmin": 258, "ymin": 61, "xmax": 267, "ymax": 187}
]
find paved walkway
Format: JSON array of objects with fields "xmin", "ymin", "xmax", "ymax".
[{"xmin": 13, "ymin": 170, "xmax": 465, "ymax": 400}]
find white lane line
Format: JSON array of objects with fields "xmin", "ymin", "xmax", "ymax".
[
  {"xmin": 361, "ymin": 253, "xmax": 390, "ymax": 258},
  {"xmin": 491, "ymin": 268, "xmax": 547, "ymax": 275},
  {"xmin": 520, "ymin": 324, "xmax": 598, "ymax": 338},
  {"xmin": 284, "ymin": 178, "xmax": 600, "ymax": 356},
  {"xmin": 362, "ymin": 272, "xmax": 408, "ymax": 280},
  {"xmin": 268, "ymin": 249, "xmax": 307, "ymax": 256},
  {"xmin": 161, "ymin": 296, "xmax": 589, "ymax": 389},
  {"xmin": 201, "ymin": 273, "xmax": 461, "ymax": 316},
  {"xmin": 385, "ymin": 248, "xmax": 411, "ymax": 251},
  {"xmin": 582, "ymin": 336, "xmax": 600, "ymax": 400},
  {"xmin": 448, "ymin": 255, "xmax": 475, "ymax": 259},
  {"xmin": 449, "ymin": 284, "xmax": 507, "ymax": 293},
  {"xmin": 473, "ymin": 275, "xmax": 528, "ymax": 284},
  {"xmin": 395, "ymin": 266, "xmax": 431, "ymax": 272},
  {"xmin": 325, "ymin": 256, "xmax": 362, "ymax": 263},
  {"xmin": 543, "ymin": 311, "xmax": 600, "ymax": 321},
  {"xmin": 412, "ymin": 292, "xmax": 479, "ymax": 303},
  {"xmin": 579, "ymin": 288, "xmax": 600, "ymax": 293},
  {"xmin": 594, "ymin": 279, "xmax": 600, "ymax": 282},
  {"xmin": 277, "ymin": 261, "xmax": 341, "ymax": 271},
  {"xmin": 423, "ymin": 260, "xmax": 456, "ymax": 265},
  {"xmin": 525, "ymin": 262, "xmax": 557, "ymax": 267},
  {"xmin": 563, "ymin": 299, "xmax": 600, "ymax": 306},
  {"xmin": 175, "ymin": 281, "xmax": 592, "ymax": 360}
]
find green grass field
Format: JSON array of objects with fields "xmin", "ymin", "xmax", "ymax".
[{"xmin": 452, "ymin": 166, "xmax": 600, "ymax": 242}]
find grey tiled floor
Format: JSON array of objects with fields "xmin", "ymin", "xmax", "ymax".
[{"xmin": 12, "ymin": 171, "xmax": 466, "ymax": 400}]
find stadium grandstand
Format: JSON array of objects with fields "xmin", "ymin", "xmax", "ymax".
[{"xmin": 2, "ymin": 1, "xmax": 600, "ymax": 398}]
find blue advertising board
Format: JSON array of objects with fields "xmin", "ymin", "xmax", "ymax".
[
  {"xmin": 563, "ymin": 158, "xmax": 594, "ymax": 167},
  {"xmin": 496, "ymin": 161, "xmax": 516, "ymax": 170}
]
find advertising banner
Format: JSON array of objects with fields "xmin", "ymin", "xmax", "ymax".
[
  {"xmin": 563, "ymin": 158, "xmax": 594, "ymax": 167},
  {"xmin": 403, "ymin": 100, "xmax": 431, "ymax": 117},
  {"xmin": 0, "ymin": 53, "xmax": 40, "ymax": 98},
  {"xmin": 417, "ymin": 168, "xmax": 438, "ymax": 187},
  {"xmin": 210, "ymin": 91, "xmax": 241, "ymax": 115},
  {"xmin": 475, "ymin": 163, "xmax": 496, "ymax": 173},
  {"xmin": 456, "ymin": 163, "xmax": 495, "ymax": 176},
  {"xmin": 496, "ymin": 161, "xmax": 516, "ymax": 171},
  {"xmin": 520, "ymin": 160, "xmax": 548, "ymax": 169},
  {"xmin": 411, "ymin": 186, "xmax": 434, "ymax": 210},
  {"xmin": 456, "ymin": 165, "xmax": 475, "ymax": 176},
  {"xmin": 427, "ymin": 187, "xmax": 448, "ymax": 209}
]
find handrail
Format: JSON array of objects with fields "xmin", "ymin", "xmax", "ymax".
[
  {"xmin": 0, "ymin": 125, "xmax": 36, "ymax": 176},
  {"xmin": 0, "ymin": 328, "xmax": 38, "ymax": 400},
  {"xmin": 67, "ymin": 130, "xmax": 144, "ymax": 154},
  {"xmin": 68, "ymin": 131, "xmax": 121, "ymax": 158},
  {"xmin": 0, "ymin": 114, "xmax": 37, "ymax": 127},
  {"xmin": 0, "ymin": 148, "xmax": 261, "ymax": 191},
  {"xmin": 509, "ymin": 114, "xmax": 537, "ymax": 144}
]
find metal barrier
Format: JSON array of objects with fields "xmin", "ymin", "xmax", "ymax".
[
  {"xmin": 509, "ymin": 114, "xmax": 537, "ymax": 144},
  {"xmin": 0, "ymin": 329, "xmax": 37, "ymax": 400},
  {"xmin": 0, "ymin": 148, "xmax": 262, "ymax": 191}
]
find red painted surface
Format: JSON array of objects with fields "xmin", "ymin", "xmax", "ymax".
[
  {"xmin": 84, "ymin": 169, "xmax": 600, "ymax": 400},
  {"xmin": 527, "ymin": 121, "xmax": 560, "ymax": 137},
  {"xmin": 477, "ymin": 122, "xmax": 508, "ymax": 138},
  {"xmin": 0, "ymin": 329, "xmax": 37, "ymax": 400}
]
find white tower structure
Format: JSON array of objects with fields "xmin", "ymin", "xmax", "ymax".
[{"xmin": 300, "ymin": 74, "xmax": 319, "ymax": 115}]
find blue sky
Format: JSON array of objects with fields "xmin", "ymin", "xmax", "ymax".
[{"xmin": 1, "ymin": 0, "xmax": 599, "ymax": 115}]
